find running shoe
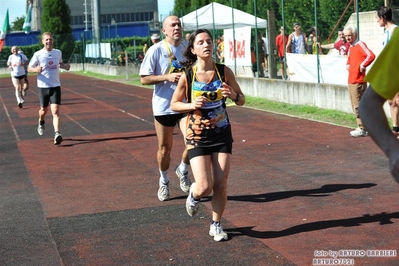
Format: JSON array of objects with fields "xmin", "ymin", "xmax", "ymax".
[
  {"xmin": 175, "ymin": 165, "xmax": 191, "ymax": 193},
  {"xmin": 209, "ymin": 222, "xmax": 228, "ymax": 242},
  {"xmin": 37, "ymin": 121, "xmax": 45, "ymax": 136},
  {"xmin": 54, "ymin": 132, "xmax": 63, "ymax": 145},
  {"xmin": 18, "ymin": 102, "xmax": 22, "ymax": 108},
  {"xmin": 350, "ymin": 127, "xmax": 368, "ymax": 138},
  {"xmin": 186, "ymin": 183, "xmax": 199, "ymax": 216},
  {"xmin": 158, "ymin": 181, "xmax": 170, "ymax": 201}
]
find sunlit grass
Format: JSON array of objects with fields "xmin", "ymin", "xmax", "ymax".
[
  {"xmin": 73, "ymin": 71, "xmax": 150, "ymax": 88},
  {"xmin": 243, "ymin": 96, "xmax": 357, "ymax": 127}
]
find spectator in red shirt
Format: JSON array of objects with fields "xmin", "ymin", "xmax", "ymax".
[
  {"xmin": 344, "ymin": 25, "xmax": 375, "ymax": 138},
  {"xmin": 275, "ymin": 26, "xmax": 289, "ymax": 79},
  {"xmin": 321, "ymin": 29, "xmax": 350, "ymax": 55},
  {"xmin": 334, "ymin": 29, "xmax": 351, "ymax": 55}
]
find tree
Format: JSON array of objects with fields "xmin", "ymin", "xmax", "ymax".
[
  {"xmin": 41, "ymin": 0, "xmax": 75, "ymax": 62},
  {"xmin": 11, "ymin": 16, "xmax": 25, "ymax": 31},
  {"xmin": 359, "ymin": 0, "xmax": 384, "ymax": 12}
]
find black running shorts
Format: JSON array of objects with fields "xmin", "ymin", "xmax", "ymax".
[
  {"xmin": 38, "ymin": 86, "xmax": 61, "ymax": 107},
  {"xmin": 188, "ymin": 143, "xmax": 232, "ymax": 159},
  {"xmin": 154, "ymin": 113, "xmax": 186, "ymax": 127}
]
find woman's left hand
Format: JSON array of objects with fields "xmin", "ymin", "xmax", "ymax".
[{"xmin": 221, "ymin": 82, "xmax": 235, "ymax": 99}]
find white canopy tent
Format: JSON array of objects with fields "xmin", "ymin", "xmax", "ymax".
[{"xmin": 180, "ymin": 2, "xmax": 267, "ymax": 31}]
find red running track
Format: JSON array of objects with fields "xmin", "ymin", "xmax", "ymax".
[{"xmin": 0, "ymin": 73, "xmax": 398, "ymax": 265}]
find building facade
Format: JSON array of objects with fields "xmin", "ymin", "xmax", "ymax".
[
  {"xmin": 28, "ymin": 0, "xmax": 158, "ymax": 30},
  {"xmin": 6, "ymin": 0, "xmax": 160, "ymax": 46}
]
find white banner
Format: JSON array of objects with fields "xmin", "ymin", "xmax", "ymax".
[
  {"xmin": 224, "ymin": 27, "xmax": 251, "ymax": 66},
  {"xmin": 286, "ymin": 53, "xmax": 348, "ymax": 86},
  {"xmin": 85, "ymin": 43, "xmax": 112, "ymax": 58}
]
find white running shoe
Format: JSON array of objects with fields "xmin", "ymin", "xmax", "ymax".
[
  {"xmin": 175, "ymin": 165, "xmax": 191, "ymax": 193},
  {"xmin": 209, "ymin": 222, "xmax": 228, "ymax": 241},
  {"xmin": 350, "ymin": 127, "xmax": 368, "ymax": 138},
  {"xmin": 54, "ymin": 132, "xmax": 63, "ymax": 145},
  {"xmin": 158, "ymin": 181, "xmax": 170, "ymax": 201},
  {"xmin": 186, "ymin": 183, "xmax": 199, "ymax": 216},
  {"xmin": 37, "ymin": 121, "xmax": 45, "ymax": 136}
]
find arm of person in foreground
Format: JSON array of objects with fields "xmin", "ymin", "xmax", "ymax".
[
  {"xmin": 141, "ymin": 72, "xmax": 182, "ymax": 85},
  {"xmin": 359, "ymin": 86, "xmax": 399, "ymax": 183}
]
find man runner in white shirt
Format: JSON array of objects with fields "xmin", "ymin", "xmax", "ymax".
[
  {"xmin": 140, "ymin": 16, "xmax": 191, "ymax": 201},
  {"xmin": 7, "ymin": 46, "xmax": 29, "ymax": 108},
  {"xmin": 28, "ymin": 32, "xmax": 70, "ymax": 145}
]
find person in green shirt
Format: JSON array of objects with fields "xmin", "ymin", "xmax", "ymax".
[{"xmin": 358, "ymin": 28, "xmax": 399, "ymax": 183}]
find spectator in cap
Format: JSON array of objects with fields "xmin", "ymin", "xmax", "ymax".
[
  {"xmin": 151, "ymin": 33, "xmax": 160, "ymax": 44},
  {"xmin": 286, "ymin": 22, "xmax": 307, "ymax": 54}
]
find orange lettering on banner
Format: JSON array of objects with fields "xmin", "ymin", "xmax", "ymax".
[
  {"xmin": 228, "ymin": 40, "xmax": 246, "ymax": 59},
  {"xmin": 228, "ymin": 40, "xmax": 236, "ymax": 59},
  {"xmin": 236, "ymin": 40, "xmax": 245, "ymax": 58}
]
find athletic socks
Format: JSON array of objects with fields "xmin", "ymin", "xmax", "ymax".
[
  {"xmin": 178, "ymin": 161, "xmax": 189, "ymax": 174},
  {"xmin": 159, "ymin": 170, "xmax": 169, "ymax": 185},
  {"xmin": 160, "ymin": 162, "xmax": 189, "ymax": 185},
  {"xmin": 212, "ymin": 221, "xmax": 221, "ymax": 226}
]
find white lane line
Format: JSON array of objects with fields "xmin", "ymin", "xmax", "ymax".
[
  {"xmin": 0, "ymin": 95, "xmax": 20, "ymax": 142},
  {"xmin": 64, "ymin": 114, "xmax": 93, "ymax": 134},
  {"xmin": 118, "ymin": 109, "xmax": 154, "ymax": 125},
  {"xmin": 62, "ymin": 87, "xmax": 99, "ymax": 102},
  {"xmin": 62, "ymin": 86, "xmax": 154, "ymax": 125},
  {"xmin": 70, "ymin": 79, "xmax": 150, "ymax": 100},
  {"xmin": 109, "ymin": 88, "xmax": 149, "ymax": 100}
]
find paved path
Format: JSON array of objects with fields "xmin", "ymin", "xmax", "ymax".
[{"xmin": 1, "ymin": 73, "xmax": 398, "ymax": 265}]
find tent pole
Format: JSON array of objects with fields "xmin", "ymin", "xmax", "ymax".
[
  {"xmin": 314, "ymin": 0, "xmax": 320, "ymax": 83},
  {"xmin": 196, "ymin": 6, "xmax": 198, "ymax": 29},
  {"xmin": 282, "ymin": 0, "xmax": 287, "ymax": 80},
  {"xmin": 231, "ymin": 0, "xmax": 237, "ymax": 74},
  {"xmin": 254, "ymin": 0, "xmax": 260, "ymax": 78},
  {"xmin": 212, "ymin": 3, "xmax": 217, "ymax": 62},
  {"xmin": 356, "ymin": 0, "xmax": 359, "ymax": 39}
]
